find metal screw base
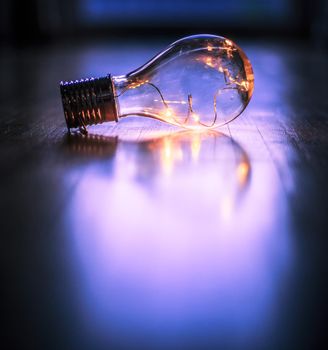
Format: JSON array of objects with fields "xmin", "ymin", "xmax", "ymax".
[{"xmin": 60, "ymin": 75, "xmax": 118, "ymax": 132}]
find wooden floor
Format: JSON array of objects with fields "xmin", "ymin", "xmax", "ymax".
[{"xmin": 1, "ymin": 39, "xmax": 328, "ymax": 349}]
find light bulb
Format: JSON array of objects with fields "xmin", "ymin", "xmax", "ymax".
[{"xmin": 60, "ymin": 34, "xmax": 254, "ymax": 133}]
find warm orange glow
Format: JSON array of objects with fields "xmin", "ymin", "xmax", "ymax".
[
  {"xmin": 161, "ymin": 138, "xmax": 173, "ymax": 175},
  {"xmin": 240, "ymin": 80, "xmax": 249, "ymax": 91},
  {"xmin": 221, "ymin": 39, "xmax": 236, "ymax": 59},
  {"xmin": 130, "ymin": 79, "xmax": 149, "ymax": 89},
  {"xmin": 160, "ymin": 137, "xmax": 184, "ymax": 175},
  {"xmin": 165, "ymin": 109, "xmax": 173, "ymax": 118},
  {"xmin": 191, "ymin": 134, "xmax": 201, "ymax": 161},
  {"xmin": 237, "ymin": 161, "xmax": 249, "ymax": 184},
  {"xmin": 192, "ymin": 113, "xmax": 200, "ymax": 122},
  {"xmin": 205, "ymin": 57, "xmax": 215, "ymax": 68},
  {"xmin": 164, "ymin": 140, "xmax": 172, "ymax": 158},
  {"xmin": 207, "ymin": 44, "xmax": 213, "ymax": 52},
  {"xmin": 224, "ymin": 39, "xmax": 233, "ymax": 47}
]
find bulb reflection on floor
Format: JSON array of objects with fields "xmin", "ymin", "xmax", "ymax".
[{"xmin": 64, "ymin": 126, "xmax": 293, "ymax": 349}]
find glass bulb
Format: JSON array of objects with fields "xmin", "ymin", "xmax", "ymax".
[{"xmin": 60, "ymin": 34, "xmax": 254, "ymax": 133}]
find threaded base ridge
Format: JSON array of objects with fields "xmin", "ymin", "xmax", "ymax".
[{"xmin": 60, "ymin": 75, "xmax": 118, "ymax": 131}]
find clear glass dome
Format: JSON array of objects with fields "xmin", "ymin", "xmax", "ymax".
[{"xmin": 113, "ymin": 34, "xmax": 254, "ymax": 129}]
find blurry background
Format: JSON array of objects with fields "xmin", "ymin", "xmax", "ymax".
[{"xmin": 1, "ymin": 0, "xmax": 327, "ymax": 47}]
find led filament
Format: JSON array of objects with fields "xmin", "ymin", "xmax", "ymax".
[{"xmin": 60, "ymin": 34, "xmax": 254, "ymax": 133}]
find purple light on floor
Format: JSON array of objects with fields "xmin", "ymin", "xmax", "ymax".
[{"xmin": 64, "ymin": 129, "xmax": 293, "ymax": 349}]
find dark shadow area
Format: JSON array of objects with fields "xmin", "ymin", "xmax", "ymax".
[{"xmin": 1, "ymin": 0, "xmax": 328, "ymax": 48}]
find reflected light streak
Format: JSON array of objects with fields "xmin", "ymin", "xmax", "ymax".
[
  {"xmin": 154, "ymin": 99, "xmax": 187, "ymax": 105},
  {"xmin": 160, "ymin": 137, "xmax": 179, "ymax": 176},
  {"xmin": 157, "ymin": 132, "xmax": 203, "ymax": 173},
  {"xmin": 191, "ymin": 132, "xmax": 201, "ymax": 162},
  {"xmin": 237, "ymin": 160, "xmax": 250, "ymax": 185}
]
